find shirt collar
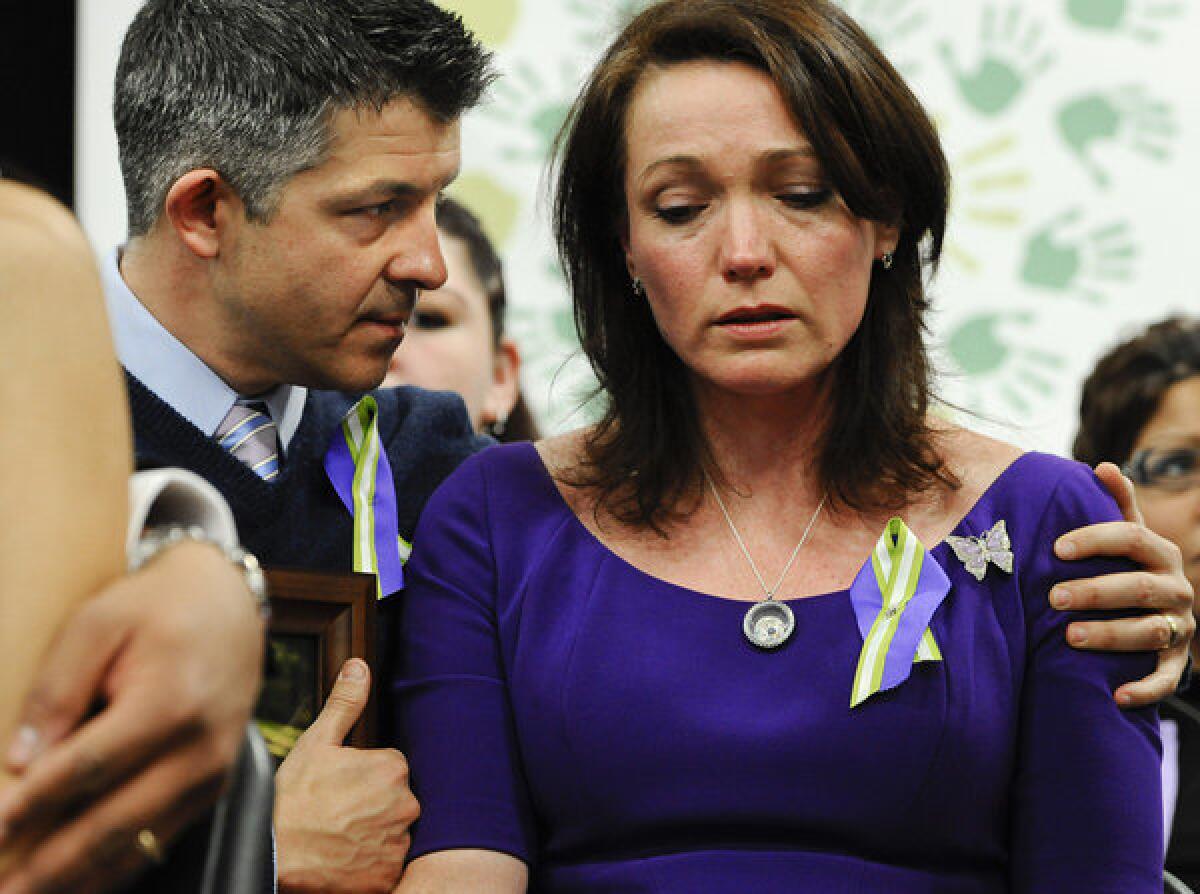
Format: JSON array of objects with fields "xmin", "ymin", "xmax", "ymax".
[{"xmin": 102, "ymin": 246, "xmax": 307, "ymax": 452}]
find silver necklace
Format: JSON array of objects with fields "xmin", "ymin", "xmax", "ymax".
[{"xmin": 704, "ymin": 471, "xmax": 827, "ymax": 649}]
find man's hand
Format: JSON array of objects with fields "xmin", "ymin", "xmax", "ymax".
[
  {"xmin": 275, "ymin": 659, "xmax": 417, "ymax": 894},
  {"xmin": 1051, "ymin": 462, "xmax": 1195, "ymax": 708},
  {"xmin": 0, "ymin": 541, "xmax": 265, "ymax": 894}
]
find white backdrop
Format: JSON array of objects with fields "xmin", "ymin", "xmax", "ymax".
[{"xmin": 78, "ymin": 0, "xmax": 1200, "ymax": 451}]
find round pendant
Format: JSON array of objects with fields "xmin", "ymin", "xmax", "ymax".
[{"xmin": 743, "ymin": 600, "xmax": 794, "ymax": 649}]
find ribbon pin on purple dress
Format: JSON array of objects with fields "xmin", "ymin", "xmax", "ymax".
[{"xmin": 849, "ymin": 518, "xmax": 952, "ymax": 707}]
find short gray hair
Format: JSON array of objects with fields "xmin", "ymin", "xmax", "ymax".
[{"xmin": 115, "ymin": 0, "xmax": 493, "ymax": 236}]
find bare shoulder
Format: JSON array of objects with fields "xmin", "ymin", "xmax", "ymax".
[
  {"xmin": 934, "ymin": 422, "xmax": 1025, "ymax": 510},
  {"xmin": 534, "ymin": 427, "xmax": 592, "ymax": 479},
  {"xmin": 533, "ymin": 427, "xmax": 608, "ymax": 528},
  {"xmin": 0, "ymin": 182, "xmax": 97, "ymax": 314},
  {"xmin": 0, "ymin": 180, "xmax": 90, "ymax": 255}
]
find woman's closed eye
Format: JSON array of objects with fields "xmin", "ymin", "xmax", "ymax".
[
  {"xmin": 778, "ymin": 187, "xmax": 833, "ymax": 211},
  {"xmin": 653, "ymin": 203, "xmax": 707, "ymax": 225}
]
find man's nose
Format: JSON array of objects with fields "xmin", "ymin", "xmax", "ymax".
[{"xmin": 385, "ymin": 209, "xmax": 447, "ymax": 292}]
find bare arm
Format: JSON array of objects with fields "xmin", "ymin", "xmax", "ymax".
[
  {"xmin": 0, "ymin": 182, "xmax": 265, "ymax": 892},
  {"xmin": 0, "ymin": 180, "xmax": 130, "ymax": 780},
  {"xmin": 396, "ymin": 849, "xmax": 527, "ymax": 894}
]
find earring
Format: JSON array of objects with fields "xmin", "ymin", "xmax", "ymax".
[
  {"xmin": 631, "ymin": 277, "xmax": 645, "ymax": 297},
  {"xmin": 880, "ymin": 252, "xmax": 894, "ymax": 270},
  {"xmin": 488, "ymin": 415, "xmax": 508, "ymax": 439}
]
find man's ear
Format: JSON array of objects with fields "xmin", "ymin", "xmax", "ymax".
[{"xmin": 163, "ymin": 169, "xmax": 241, "ymax": 260}]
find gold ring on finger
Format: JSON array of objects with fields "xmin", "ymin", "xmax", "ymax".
[
  {"xmin": 135, "ymin": 828, "xmax": 165, "ymax": 865},
  {"xmin": 1164, "ymin": 613, "xmax": 1181, "ymax": 650}
]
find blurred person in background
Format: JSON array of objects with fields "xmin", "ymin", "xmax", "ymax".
[
  {"xmin": 1075, "ymin": 316, "xmax": 1200, "ymax": 891},
  {"xmin": 384, "ymin": 196, "xmax": 539, "ymax": 441}
]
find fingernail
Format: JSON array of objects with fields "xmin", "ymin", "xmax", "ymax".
[
  {"xmin": 1050, "ymin": 586, "xmax": 1071, "ymax": 610},
  {"xmin": 1116, "ymin": 690, "xmax": 1133, "ymax": 708},
  {"xmin": 1068, "ymin": 626, "xmax": 1088, "ymax": 646},
  {"xmin": 1056, "ymin": 537, "xmax": 1077, "ymax": 560},
  {"xmin": 341, "ymin": 659, "xmax": 366, "ymax": 681},
  {"xmin": 6, "ymin": 726, "xmax": 38, "ymax": 768}
]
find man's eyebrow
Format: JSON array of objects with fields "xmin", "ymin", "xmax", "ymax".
[{"xmin": 334, "ymin": 180, "xmax": 422, "ymax": 205}]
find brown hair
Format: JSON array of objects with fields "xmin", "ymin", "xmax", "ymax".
[
  {"xmin": 1073, "ymin": 317, "xmax": 1200, "ymax": 466},
  {"xmin": 552, "ymin": 0, "xmax": 954, "ymax": 528},
  {"xmin": 436, "ymin": 196, "xmax": 540, "ymax": 442}
]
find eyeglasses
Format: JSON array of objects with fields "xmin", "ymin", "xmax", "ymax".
[{"xmin": 1123, "ymin": 446, "xmax": 1200, "ymax": 493}]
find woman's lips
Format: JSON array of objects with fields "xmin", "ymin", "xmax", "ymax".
[{"xmin": 715, "ymin": 305, "xmax": 797, "ymax": 338}]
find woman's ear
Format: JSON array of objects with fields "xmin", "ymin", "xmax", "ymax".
[
  {"xmin": 618, "ymin": 212, "xmax": 638, "ymax": 281},
  {"xmin": 873, "ymin": 219, "xmax": 900, "ymax": 262},
  {"xmin": 481, "ymin": 337, "xmax": 521, "ymax": 431},
  {"xmin": 163, "ymin": 169, "xmax": 241, "ymax": 260}
]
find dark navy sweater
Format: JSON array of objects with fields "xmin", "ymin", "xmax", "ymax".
[{"xmin": 127, "ymin": 373, "xmax": 490, "ymax": 569}]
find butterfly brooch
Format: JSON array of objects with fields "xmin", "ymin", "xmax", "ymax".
[{"xmin": 945, "ymin": 520, "xmax": 1013, "ymax": 581}]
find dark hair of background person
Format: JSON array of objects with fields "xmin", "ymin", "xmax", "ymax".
[
  {"xmin": 1073, "ymin": 317, "xmax": 1200, "ymax": 466},
  {"xmin": 552, "ymin": 0, "xmax": 954, "ymax": 529},
  {"xmin": 435, "ymin": 197, "xmax": 540, "ymax": 442},
  {"xmin": 114, "ymin": 0, "xmax": 493, "ymax": 237}
]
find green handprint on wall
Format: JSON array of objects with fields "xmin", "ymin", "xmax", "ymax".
[
  {"xmin": 1020, "ymin": 209, "xmax": 1137, "ymax": 304},
  {"xmin": 938, "ymin": 4, "xmax": 1055, "ymax": 117},
  {"xmin": 946, "ymin": 312, "xmax": 1067, "ymax": 416},
  {"xmin": 568, "ymin": 0, "xmax": 653, "ymax": 51},
  {"xmin": 483, "ymin": 59, "xmax": 577, "ymax": 164},
  {"xmin": 1056, "ymin": 86, "xmax": 1175, "ymax": 186},
  {"xmin": 941, "ymin": 131, "xmax": 1029, "ymax": 274},
  {"xmin": 1065, "ymin": 0, "xmax": 1185, "ymax": 43},
  {"xmin": 837, "ymin": 0, "xmax": 929, "ymax": 75}
]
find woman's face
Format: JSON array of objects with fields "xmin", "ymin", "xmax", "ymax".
[
  {"xmin": 1131, "ymin": 375, "xmax": 1200, "ymax": 604},
  {"xmin": 383, "ymin": 233, "xmax": 518, "ymax": 431},
  {"xmin": 620, "ymin": 60, "xmax": 897, "ymax": 404}
]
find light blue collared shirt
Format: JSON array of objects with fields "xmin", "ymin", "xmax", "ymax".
[{"xmin": 102, "ymin": 247, "xmax": 307, "ymax": 453}]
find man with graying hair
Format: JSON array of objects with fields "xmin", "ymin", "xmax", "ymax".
[{"xmin": 3, "ymin": 1, "xmax": 492, "ymax": 891}]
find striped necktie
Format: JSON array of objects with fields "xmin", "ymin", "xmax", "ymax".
[{"xmin": 216, "ymin": 399, "xmax": 280, "ymax": 481}]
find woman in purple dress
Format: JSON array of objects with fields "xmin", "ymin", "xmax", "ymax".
[{"xmin": 393, "ymin": 1, "xmax": 1180, "ymax": 890}]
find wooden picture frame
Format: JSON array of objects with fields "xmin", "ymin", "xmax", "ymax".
[{"xmin": 254, "ymin": 568, "xmax": 377, "ymax": 757}]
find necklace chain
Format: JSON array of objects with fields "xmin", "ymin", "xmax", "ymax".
[{"xmin": 704, "ymin": 471, "xmax": 827, "ymax": 602}]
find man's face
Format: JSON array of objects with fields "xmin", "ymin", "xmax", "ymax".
[{"xmin": 209, "ymin": 97, "xmax": 461, "ymax": 393}]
